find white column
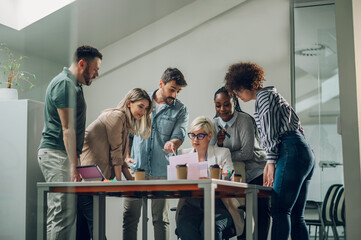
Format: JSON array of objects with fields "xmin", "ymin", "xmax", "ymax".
[{"xmin": 335, "ymin": 0, "xmax": 361, "ymax": 238}]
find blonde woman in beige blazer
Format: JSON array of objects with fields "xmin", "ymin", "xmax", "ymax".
[
  {"xmin": 175, "ymin": 116, "xmax": 244, "ymax": 240},
  {"xmin": 77, "ymin": 88, "xmax": 152, "ymax": 239}
]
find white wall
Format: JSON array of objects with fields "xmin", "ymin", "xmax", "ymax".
[
  {"xmin": 16, "ymin": 54, "xmax": 64, "ymax": 102},
  {"xmin": 83, "ymin": 0, "xmax": 290, "ymax": 239}
]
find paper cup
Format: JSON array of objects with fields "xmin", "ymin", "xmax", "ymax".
[
  {"xmin": 134, "ymin": 169, "xmax": 146, "ymax": 181},
  {"xmin": 233, "ymin": 174, "xmax": 242, "ymax": 182},
  {"xmin": 209, "ymin": 164, "xmax": 221, "ymax": 179},
  {"xmin": 176, "ymin": 164, "xmax": 188, "ymax": 179}
]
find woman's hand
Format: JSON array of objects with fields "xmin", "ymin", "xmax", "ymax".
[
  {"xmin": 125, "ymin": 157, "xmax": 136, "ymax": 165},
  {"xmin": 216, "ymin": 130, "xmax": 226, "ymax": 147},
  {"xmin": 263, "ymin": 163, "xmax": 275, "ymax": 187}
]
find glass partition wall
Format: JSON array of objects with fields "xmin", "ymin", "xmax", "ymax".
[{"xmin": 292, "ymin": 0, "xmax": 345, "ymax": 238}]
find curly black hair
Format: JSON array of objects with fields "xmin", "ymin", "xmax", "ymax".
[{"xmin": 224, "ymin": 62, "xmax": 265, "ymax": 92}]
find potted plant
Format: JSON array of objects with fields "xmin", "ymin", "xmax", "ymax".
[{"xmin": 0, "ymin": 43, "xmax": 36, "ymax": 100}]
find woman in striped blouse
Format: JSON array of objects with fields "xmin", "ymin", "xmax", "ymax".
[{"xmin": 224, "ymin": 62, "xmax": 315, "ymax": 240}]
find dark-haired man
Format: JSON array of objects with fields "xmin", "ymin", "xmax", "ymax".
[
  {"xmin": 123, "ymin": 68, "xmax": 189, "ymax": 240},
  {"xmin": 38, "ymin": 45, "xmax": 102, "ymax": 240}
]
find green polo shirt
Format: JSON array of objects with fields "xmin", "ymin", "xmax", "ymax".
[{"xmin": 39, "ymin": 67, "xmax": 86, "ymax": 157}]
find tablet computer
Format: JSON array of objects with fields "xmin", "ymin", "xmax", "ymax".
[{"xmin": 77, "ymin": 165, "xmax": 106, "ymax": 181}]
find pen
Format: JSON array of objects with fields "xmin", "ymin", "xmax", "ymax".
[
  {"xmin": 218, "ymin": 125, "xmax": 230, "ymax": 138},
  {"xmin": 221, "ymin": 160, "xmax": 227, "ymax": 169}
]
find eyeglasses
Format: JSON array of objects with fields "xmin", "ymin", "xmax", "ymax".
[
  {"xmin": 233, "ymin": 89, "xmax": 244, "ymax": 96},
  {"xmin": 187, "ymin": 132, "xmax": 208, "ymax": 140}
]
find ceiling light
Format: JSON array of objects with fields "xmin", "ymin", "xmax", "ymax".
[{"xmin": 0, "ymin": 0, "xmax": 75, "ymax": 31}]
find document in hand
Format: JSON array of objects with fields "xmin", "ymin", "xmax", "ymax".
[{"xmin": 167, "ymin": 152, "xmax": 208, "ymax": 180}]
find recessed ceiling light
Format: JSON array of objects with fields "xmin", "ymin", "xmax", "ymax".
[{"xmin": 0, "ymin": 0, "xmax": 75, "ymax": 31}]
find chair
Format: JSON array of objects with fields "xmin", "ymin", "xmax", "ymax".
[
  {"xmin": 305, "ymin": 184, "xmax": 343, "ymax": 240},
  {"xmin": 171, "ymin": 207, "xmax": 239, "ymax": 240},
  {"xmin": 332, "ymin": 186, "xmax": 345, "ymax": 239}
]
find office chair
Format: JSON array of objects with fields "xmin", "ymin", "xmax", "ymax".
[
  {"xmin": 171, "ymin": 207, "xmax": 241, "ymax": 240},
  {"xmin": 332, "ymin": 186, "xmax": 345, "ymax": 239},
  {"xmin": 305, "ymin": 184, "xmax": 343, "ymax": 240}
]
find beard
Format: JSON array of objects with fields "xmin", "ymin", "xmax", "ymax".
[
  {"xmin": 83, "ymin": 65, "xmax": 92, "ymax": 86},
  {"xmin": 163, "ymin": 96, "xmax": 175, "ymax": 105}
]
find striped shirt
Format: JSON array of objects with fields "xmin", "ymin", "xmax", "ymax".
[{"xmin": 254, "ymin": 86, "xmax": 303, "ymax": 163}]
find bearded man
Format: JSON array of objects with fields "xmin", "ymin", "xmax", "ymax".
[
  {"xmin": 123, "ymin": 67, "xmax": 189, "ymax": 240},
  {"xmin": 38, "ymin": 45, "xmax": 102, "ymax": 240}
]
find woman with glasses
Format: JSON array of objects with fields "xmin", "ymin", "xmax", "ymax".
[
  {"xmin": 224, "ymin": 62, "xmax": 315, "ymax": 240},
  {"xmin": 175, "ymin": 116, "xmax": 244, "ymax": 240},
  {"xmin": 210, "ymin": 86, "xmax": 270, "ymax": 240}
]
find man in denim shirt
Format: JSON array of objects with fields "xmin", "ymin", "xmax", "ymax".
[{"xmin": 123, "ymin": 68, "xmax": 189, "ymax": 240}]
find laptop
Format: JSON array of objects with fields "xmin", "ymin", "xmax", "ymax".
[{"xmin": 77, "ymin": 165, "xmax": 106, "ymax": 181}]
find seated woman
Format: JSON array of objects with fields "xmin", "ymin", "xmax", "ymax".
[
  {"xmin": 210, "ymin": 87, "xmax": 270, "ymax": 240},
  {"xmin": 76, "ymin": 88, "xmax": 152, "ymax": 240},
  {"xmin": 176, "ymin": 116, "xmax": 244, "ymax": 240}
]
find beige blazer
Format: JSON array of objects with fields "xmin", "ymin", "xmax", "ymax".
[
  {"xmin": 176, "ymin": 145, "xmax": 244, "ymax": 236},
  {"xmin": 80, "ymin": 110, "xmax": 129, "ymax": 179}
]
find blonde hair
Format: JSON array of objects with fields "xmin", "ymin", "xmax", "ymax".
[
  {"xmin": 106, "ymin": 88, "xmax": 152, "ymax": 138},
  {"xmin": 189, "ymin": 116, "xmax": 214, "ymax": 136}
]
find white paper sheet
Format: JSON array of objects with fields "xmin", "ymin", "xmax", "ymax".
[{"xmin": 167, "ymin": 152, "xmax": 210, "ymax": 180}]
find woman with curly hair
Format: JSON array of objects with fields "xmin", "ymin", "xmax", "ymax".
[{"xmin": 224, "ymin": 62, "xmax": 315, "ymax": 240}]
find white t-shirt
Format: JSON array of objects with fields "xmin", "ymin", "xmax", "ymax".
[{"xmin": 153, "ymin": 99, "xmax": 166, "ymax": 114}]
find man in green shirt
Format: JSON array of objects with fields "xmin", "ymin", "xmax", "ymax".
[{"xmin": 38, "ymin": 45, "xmax": 102, "ymax": 240}]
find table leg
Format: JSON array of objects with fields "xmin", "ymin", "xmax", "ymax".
[
  {"xmin": 37, "ymin": 186, "xmax": 49, "ymax": 240},
  {"xmin": 142, "ymin": 198, "xmax": 148, "ymax": 240},
  {"xmin": 199, "ymin": 182, "xmax": 216, "ymax": 240},
  {"xmin": 93, "ymin": 194, "xmax": 106, "ymax": 240},
  {"xmin": 245, "ymin": 189, "xmax": 259, "ymax": 240}
]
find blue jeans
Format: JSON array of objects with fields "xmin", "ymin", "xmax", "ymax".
[
  {"xmin": 176, "ymin": 199, "xmax": 234, "ymax": 240},
  {"xmin": 271, "ymin": 131, "xmax": 315, "ymax": 240}
]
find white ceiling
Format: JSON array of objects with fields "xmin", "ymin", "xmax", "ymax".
[{"xmin": 0, "ymin": 0, "xmax": 194, "ymax": 64}]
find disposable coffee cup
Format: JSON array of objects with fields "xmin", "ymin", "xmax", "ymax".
[
  {"xmin": 233, "ymin": 174, "xmax": 242, "ymax": 182},
  {"xmin": 134, "ymin": 169, "xmax": 146, "ymax": 181},
  {"xmin": 176, "ymin": 164, "xmax": 188, "ymax": 180},
  {"xmin": 209, "ymin": 164, "xmax": 221, "ymax": 179}
]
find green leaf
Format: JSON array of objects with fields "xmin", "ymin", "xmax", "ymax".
[
  {"xmin": 33, "ymin": 74, "xmax": 36, "ymax": 79},
  {"xmin": 19, "ymin": 56, "xmax": 23, "ymax": 60},
  {"xmin": 15, "ymin": 82, "xmax": 19, "ymax": 86}
]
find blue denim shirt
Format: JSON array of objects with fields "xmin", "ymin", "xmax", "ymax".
[{"xmin": 130, "ymin": 90, "xmax": 189, "ymax": 178}]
